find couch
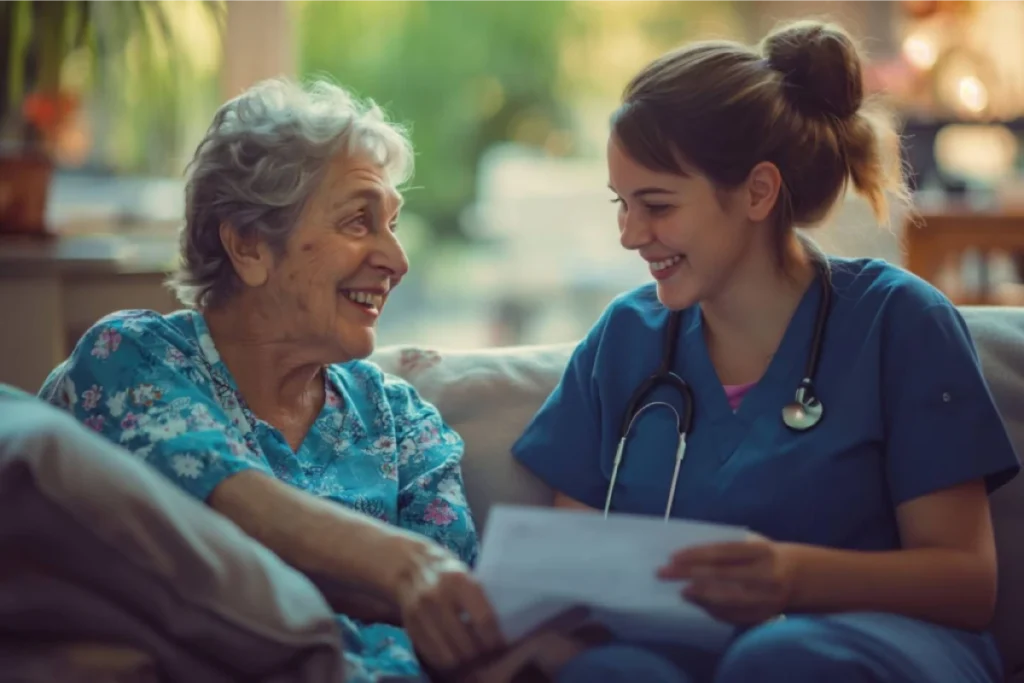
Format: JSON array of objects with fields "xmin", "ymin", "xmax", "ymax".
[{"xmin": 1, "ymin": 305, "xmax": 1023, "ymax": 681}]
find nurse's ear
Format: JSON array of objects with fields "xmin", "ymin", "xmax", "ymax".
[{"xmin": 743, "ymin": 161, "xmax": 783, "ymax": 223}]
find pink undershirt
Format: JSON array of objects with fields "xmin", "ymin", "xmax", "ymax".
[{"xmin": 724, "ymin": 381, "xmax": 757, "ymax": 411}]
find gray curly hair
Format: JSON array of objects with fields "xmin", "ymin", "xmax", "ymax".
[{"xmin": 167, "ymin": 78, "xmax": 414, "ymax": 308}]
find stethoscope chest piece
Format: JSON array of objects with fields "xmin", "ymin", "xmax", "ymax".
[{"xmin": 781, "ymin": 380, "xmax": 823, "ymax": 431}]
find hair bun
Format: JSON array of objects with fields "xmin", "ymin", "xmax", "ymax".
[{"xmin": 762, "ymin": 21, "xmax": 864, "ymax": 120}]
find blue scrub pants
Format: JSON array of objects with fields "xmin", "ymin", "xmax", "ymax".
[{"xmin": 556, "ymin": 613, "xmax": 1004, "ymax": 683}]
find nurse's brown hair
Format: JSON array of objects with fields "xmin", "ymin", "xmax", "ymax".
[{"xmin": 611, "ymin": 20, "xmax": 909, "ymax": 265}]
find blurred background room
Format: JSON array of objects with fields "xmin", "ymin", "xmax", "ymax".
[{"xmin": 3, "ymin": 0, "xmax": 1024, "ymax": 393}]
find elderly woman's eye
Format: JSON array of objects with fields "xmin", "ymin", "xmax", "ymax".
[{"xmin": 340, "ymin": 212, "xmax": 370, "ymax": 231}]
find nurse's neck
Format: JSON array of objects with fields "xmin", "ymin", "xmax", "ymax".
[{"xmin": 700, "ymin": 237, "xmax": 817, "ymax": 384}]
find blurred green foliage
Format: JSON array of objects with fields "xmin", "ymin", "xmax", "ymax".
[
  {"xmin": 19, "ymin": 0, "xmax": 750, "ymax": 228},
  {"xmin": 1, "ymin": 0, "xmax": 223, "ymax": 164},
  {"xmin": 297, "ymin": 0, "xmax": 580, "ymax": 241}
]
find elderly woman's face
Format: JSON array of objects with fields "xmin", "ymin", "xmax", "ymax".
[{"xmin": 237, "ymin": 152, "xmax": 408, "ymax": 361}]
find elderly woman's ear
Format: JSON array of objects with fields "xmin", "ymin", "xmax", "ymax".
[{"xmin": 219, "ymin": 221, "xmax": 270, "ymax": 289}]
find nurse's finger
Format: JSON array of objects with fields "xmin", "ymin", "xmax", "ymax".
[
  {"xmin": 666, "ymin": 541, "xmax": 770, "ymax": 570},
  {"xmin": 658, "ymin": 559, "xmax": 750, "ymax": 580},
  {"xmin": 689, "ymin": 561, "xmax": 780, "ymax": 587},
  {"xmin": 683, "ymin": 578, "xmax": 761, "ymax": 607},
  {"xmin": 659, "ymin": 556, "xmax": 767, "ymax": 580},
  {"xmin": 673, "ymin": 540, "xmax": 771, "ymax": 564}
]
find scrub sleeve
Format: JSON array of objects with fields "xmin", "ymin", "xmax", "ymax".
[
  {"xmin": 512, "ymin": 311, "xmax": 611, "ymax": 508},
  {"xmin": 881, "ymin": 301, "xmax": 1019, "ymax": 501}
]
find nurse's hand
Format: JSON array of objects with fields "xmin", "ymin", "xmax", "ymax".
[{"xmin": 657, "ymin": 534, "xmax": 797, "ymax": 625}]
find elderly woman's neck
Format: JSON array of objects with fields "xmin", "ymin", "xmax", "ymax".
[{"xmin": 201, "ymin": 303, "xmax": 326, "ymax": 417}]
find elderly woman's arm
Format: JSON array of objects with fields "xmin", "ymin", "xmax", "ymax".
[
  {"xmin": 37, "ymin": 314, "xmax": 489, "ymax": 633},
  {"xmin": 209, "ymin": 469, "xmax": 429, "ymax": 624}
]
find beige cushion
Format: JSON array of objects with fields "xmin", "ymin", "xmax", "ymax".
[
  {"xmin": 373, "ymin": 305, "xmax": 1024, "ymax": 676},
  {"xmin": 0, "ymin": 389, "xmax": 344, "ymax": 682}
]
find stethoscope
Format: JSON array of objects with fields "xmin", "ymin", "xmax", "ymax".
[{"xmin": 602, "ymin": 264, "xmax": 833, "ymax": 521}]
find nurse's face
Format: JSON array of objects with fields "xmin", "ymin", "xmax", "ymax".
[{"xmin": 607, "ymin": 134, "xmax": 758, "ymax": 311}]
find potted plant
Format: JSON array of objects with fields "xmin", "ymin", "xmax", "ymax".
[{"xmin": 0, "ymin": 1, "xmax": 222, "ymax": 237}]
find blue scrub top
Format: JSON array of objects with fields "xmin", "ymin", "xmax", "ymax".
[{"xmin": 512, "ymin": 257, "xmax": 1020, "ymax": 551}]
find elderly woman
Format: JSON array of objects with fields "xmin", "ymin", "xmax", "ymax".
[{"xmin": 37, "ymin": 78, "xmax": 502, "ymax": 681}]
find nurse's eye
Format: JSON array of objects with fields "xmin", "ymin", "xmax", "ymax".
[{"xmin": 645, "ymin": 204, "xmax": 672, "ymax": 216}]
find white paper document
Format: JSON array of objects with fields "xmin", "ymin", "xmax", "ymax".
[{"xmin": 474, "ymin": 505, "xmax": 751, "ymax": 652}]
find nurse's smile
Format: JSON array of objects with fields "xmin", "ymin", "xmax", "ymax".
[{"xmin": 648, "ymin": 255, "xmax": 686, "ymax": 281}]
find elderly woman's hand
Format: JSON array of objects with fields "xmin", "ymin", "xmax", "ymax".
[{"xmin": 389, "ymin": 538, "xmax": 505, "ymax": 672}]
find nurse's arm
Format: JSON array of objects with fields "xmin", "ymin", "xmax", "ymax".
[{"xmin": 785, "ymin": 478, "xmax": 997, "ymax": 631}]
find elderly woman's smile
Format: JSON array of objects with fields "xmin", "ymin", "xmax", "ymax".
[{"xmin": 340, "ymin": 288, "xmax": 386, "ymax": 313}]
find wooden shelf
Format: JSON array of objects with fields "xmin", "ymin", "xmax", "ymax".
[{"xmin": 903, "ymin": 208, "xmax": 1024, "ymax": 305}]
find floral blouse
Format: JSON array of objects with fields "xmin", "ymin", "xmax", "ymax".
[{"xmin": 39, "ymin": 308, "xmax": 478, "ymax": 682}]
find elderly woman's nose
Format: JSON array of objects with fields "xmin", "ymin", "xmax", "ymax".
[{"xmin": 371, "ymin": 230, "xmax": 410, "ymax": 277}]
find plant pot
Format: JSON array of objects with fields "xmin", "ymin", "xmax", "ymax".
[{"xmin": 0, "ymin": 153, "xmax": 54, "ymax": 237}]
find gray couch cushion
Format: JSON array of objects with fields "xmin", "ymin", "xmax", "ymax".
[
  {"xmin": 0, "ymin": 390, "xmax": 344, "ymax": 682},
  {"xmin": 962, "ymin": 307, "xmax": 1024, "ymax": 676}
]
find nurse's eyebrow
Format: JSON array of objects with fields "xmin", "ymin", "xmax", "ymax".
[
  {"xmin": 608, "ymin": 184, "xmax": 676, "ymax": 198},
  {"xmin": 632, "ymin": 187, "xmax": 675, "ymax": 198}
]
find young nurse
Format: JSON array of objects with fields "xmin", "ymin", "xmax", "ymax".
[{"xmin": 512, "ymin": 20, "xmax": 1020, "ymax": 683}]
